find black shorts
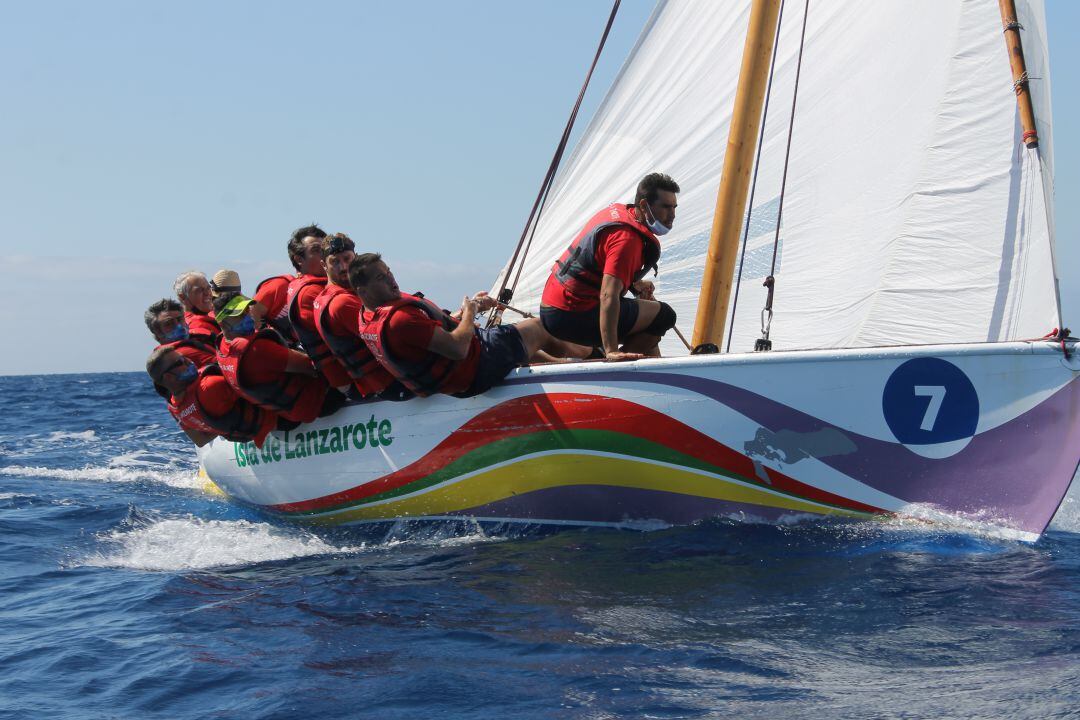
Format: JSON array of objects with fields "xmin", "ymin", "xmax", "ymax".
[
  {"xmin": 457, "ymin": 325, "xmax": 528, "ymax": 398},
  {"xmin": 539, "ymin": 299, "xmax": 641, "ymax": 347}
]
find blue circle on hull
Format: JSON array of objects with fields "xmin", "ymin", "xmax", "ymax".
[{"xmin": 882, "ymin": 358, "xmax": 979, "ymax": 445}]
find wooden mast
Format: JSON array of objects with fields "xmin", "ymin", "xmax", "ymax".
[
  {"xmin": 998, "ymin": 0, "xmax": 1039, "ymax": 148},
  {"xmin": 691, "ymin": 0, "xmax": 783, "ymax": 350}
]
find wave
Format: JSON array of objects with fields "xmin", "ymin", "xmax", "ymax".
[
  {"xmin": 1049, "ymin": 493, "xmax": 1080, "ymax": 534},
  {"xmin": 0, "ymin": 464, "xmax": 202, "ymax": 491},
  {"xmin": 82, "ymin": 516, "xmax": 364, "ymax": 571},
  {"xmin": 46, "ymin": 430, "xmax": 98, "ymax": 442}
]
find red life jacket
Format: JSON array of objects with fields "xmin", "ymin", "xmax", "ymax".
[
  {"xmin": 256, "ymin": 274, "xmax": 298, "ymax": 344},
  {"xmin": 216, "ymin": 328, "xmax": 312, "ymax": 413},
  {"xmin": 185, "ymin": 310, "xmax": 221, "ymax": 344},
  {"xmin": 151, "ymin": 338, "xmax": 217, "ymax": 400},
  {"xmin": 167, "ymin": 364, "xmax": 275, "ymax": 446},
  {"xmin": 358, "ymin": 294, "xmax": 464, "ymax": 397},
  {"xmin": 287, "ymin": 275, "xmax": 337, "ymax": 370},
  {"xmin": 550, "ymin": 203, "xmax": 661, "ymax": 296},
  {"xmin": 314, "ymin": 284, "xmax": 394, "ymax": 396},
  {"xmin": 162, "ymin": 338, "xmax": 216, "ymax": 367}
]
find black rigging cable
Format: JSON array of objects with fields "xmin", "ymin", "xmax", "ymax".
[
  {"xmin": 755, "ymin": 0, "xmax": 810, "ymax": 352},
  {"xmin": 725, "ymin": 0, "xmax": 788, "ymax": 353},
  {"xmin": 488, "ymin": 0, "xmax": 621, "ymax": 328}
]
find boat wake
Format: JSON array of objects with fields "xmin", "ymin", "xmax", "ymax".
[
  {"xmin": 0, "ymin": 463, "xmax": 203, "ymax": 491},
  {"xmin": 82, "ymin": 514, "xmax": 366, "ymax": 571}
]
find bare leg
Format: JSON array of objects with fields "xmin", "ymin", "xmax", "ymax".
[
  {"xmin": 513, "ymin": 318, "xmax": 565, "ymax": 360},
  {"xmin": 619, "ymin": 299, "xmax": 663, "ymax": 355}
]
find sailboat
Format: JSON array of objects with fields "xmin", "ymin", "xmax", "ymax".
[{"xmin": 199, "ymin": 0, "xmax": 1080, "ymax": 542}]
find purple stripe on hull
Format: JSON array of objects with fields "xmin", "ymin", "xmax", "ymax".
[
  {"xmin": 508, "ymin": 371, "xmax": 1080, "ymax": 535},
  {"xmin": 442, "ymin": 483, "xmax": 839, "ymax": 526}
]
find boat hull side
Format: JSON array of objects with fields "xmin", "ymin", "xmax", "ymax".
[{"xmin": 200, "ymin": 342, "xmax": 1080, "ymax": 540}]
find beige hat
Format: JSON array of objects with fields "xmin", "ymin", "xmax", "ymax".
[{"xmin": 210, "ymin": 269, "xmax": 242, "ymax": 296}]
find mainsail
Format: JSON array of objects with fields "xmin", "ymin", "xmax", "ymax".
[{"xmin": 496, "ymin": 0, "xmax": 1058, "ymax": 354}]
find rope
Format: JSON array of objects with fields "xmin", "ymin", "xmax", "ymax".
[
  {"xmin": 725, "ymin": 0, "xmax": 788, "ymax": 353},
  {"xmin": 756, "ymin": 0, "xmax": 811, "ymax": 352},
  {"xmin": 488, "ymin": 0, "xmax": 621, "ymax": 328}
]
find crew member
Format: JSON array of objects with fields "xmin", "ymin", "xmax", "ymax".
[
  {"xmin": 252, "ymin": 224, "xmax": 328, "ymax": 345},
  {"xmin": 143, "ymin": 298, "xmax": 216, "ymax": 368},
  {"xmin": 214, "ymin": 291, "xmax": 346, "ymax": 424},
  {"xmin": 540, "ymin": 172, "xmax": 680, "ymax": 361},
  {"xmin": 350, "ymin": 253, "xmax": 562, "ymax": 398},
  {"xmin": 313, "ymin": 234, "xmax": 408, "ymax": 400},
  {"xmin": 146, "ymin": 346, "xmax": 277, "ymax": 448},
  {"xmin": 286, "ymin": 231, "xmax": 353, "ymax": 390},
  {"xmin": 174, "ymin": 271, "xmax": 221, "ymax": 344}
]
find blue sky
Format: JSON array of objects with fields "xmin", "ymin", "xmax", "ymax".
[{"xmin": 0, "ymin": 1, "xmax": 1076, "ymax": 375}]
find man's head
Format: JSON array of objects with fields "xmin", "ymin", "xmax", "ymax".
[
  {"xmin": 287, "ymin": 224, "xmax": 328, "ymax": 276},
  {"xmin": 321, "ymin": 233, "xmax": 356, "ymax": 288},
  {"xmin": 173, "ymin": 271, "xmax": 214, "ymax": 314},
  {"xmin": 348, "ymin": 253, "xmax": 400, "ymax": 308},
  {"xmin": 144, "ymin": 298, "xmax": 187, "ymax": 343},
  {"xmin": 634, "ymin": 173, "xmax": 680, "ymax": 235},
  {"xmin": 146, "ymin": 346, "xmax": 198, "ymax": 396},
  {"xmin": 213, "ymin": 291, "xmax": 258, "ymax": 340}
]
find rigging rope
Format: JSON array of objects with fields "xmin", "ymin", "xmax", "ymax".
[
  {"xmin": 756, "ymin": 0, "xmax": 811, "ymax": 352},
  {"xmin": 725, "ymin": 0, "xmax": 788, "ymax": 353},
  {"xmin": 488, "ymin": 0, "xmax": 621, "ymax": 328}
]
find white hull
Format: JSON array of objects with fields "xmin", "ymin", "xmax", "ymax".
[{"xmin": 201, "ymin": 341, "xmax": 1080, "ymax": 541}]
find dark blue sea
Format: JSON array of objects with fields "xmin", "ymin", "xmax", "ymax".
[{"xmin": 2, "ymin": 372, "xmax": 1080, "ymax": 719}]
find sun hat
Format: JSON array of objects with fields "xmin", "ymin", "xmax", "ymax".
[{"xmin": 210, "ymin": 269, "xmax": 243, "ymax": 297}]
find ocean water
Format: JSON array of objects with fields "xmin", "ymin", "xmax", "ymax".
[{"xmin": 1, "ymin": 372, "xmax": 1079, "ymax": 719}]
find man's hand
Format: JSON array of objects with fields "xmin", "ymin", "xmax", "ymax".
[
  {"xmin": 460, "ymin": 296, "xmax": 478, "ymax": 326},
  {"xmin": 604, "ymin": 350, "xmax": 645, "ymax": 363},
  {"xmin": 471, "ymin": 291, "xmax": 499, "ymax": 313},
  {"xmin": 631, "ymin": 280, "xmax": 655, "ymax": 300}
]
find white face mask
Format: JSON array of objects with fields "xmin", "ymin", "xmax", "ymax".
[{"xmin": 643, "ymin": 202, "xmax": 671, "ymax": 236}]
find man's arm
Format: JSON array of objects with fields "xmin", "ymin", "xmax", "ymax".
[
  {"xmin": 427, "ymin": 297, "xmax": 478, "ymax": 360},
  {"xmin": 599, "ymin": 275, "xmax": 644, "ymax": 362},
  {"xmin": 285, "ymin": 348, "xmax": 319, "ymax": 375},
  {"xmin": 182, "ymin": 426, "xmax": 217, "ymax": 447}
]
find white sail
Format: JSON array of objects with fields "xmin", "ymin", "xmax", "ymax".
[{"xmin": 497, "ymin": 0, "xmax": 1059, "ymax": 353}]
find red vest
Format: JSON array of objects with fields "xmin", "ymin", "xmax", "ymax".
[
  {"xmin": 217, "ymin": 328, "xmax": 312, "ymax": 413},
  {"xmin": 151, "ymin": 338, "xmax": 217, "ymax": 400},
  {"xmin": 358, "ymin": 294, "xmax": 463, "ymax": 397},
  {"xmin": 255, "ymin": 274, "xmax": 298, "ymax": 344},
  {"xmin": 162, "ymin": 338, "xmax": 216, "ymax": 367},
  {"xmin": 314, "ymin": 284, "xmax": 394, "ymax": 396},
  {"xmin": 287, "ymin": 275, "xmax": 345, "ymax": 380},
  {"xmin": 550, "ymin": 203, "xmax": 661, "ymax": 297},
  {"xmin": 167, "ymin": 364, "xmax": 275, "ymax": 446},
  {"xmin": 185, "ymin": 310, "xmax": 221, "ymax": 344}
]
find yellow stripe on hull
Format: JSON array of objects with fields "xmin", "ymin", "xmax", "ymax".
[
  {"xmin": 298, "ymin": 453, "xmax": 867, "ymax": 525},
  {"xmin": 197, "ymin": 467, "xmax": 227, "ymax": 498}
]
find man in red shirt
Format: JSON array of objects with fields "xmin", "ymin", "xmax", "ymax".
[
  {"xmin": 143, "ymin": 298, "xmax": 216, "ymax": 368},
  {"xmin": 540, "ymin": 172, "xmax": 680, "ymax": 361},
  {"xmin": 350, "ymin": 254, "xmax": 559, "ymax": 398},
  {"xmin": 285, "ymin": 229, "xmax": 356, "ymax": 391},
  {"xmin": 313, "ymin": 234, "xmax": 408, "ymax": 400},
  {"xmin": 146, "ymin": 346, "xmax": 277, "ymax": 448},
  {"xmin": 174, "ymin": 271, "xmax": 221, "ymax": 344},
  {"xmin": 250, "ymin": 224, "xmax": 327, "ymax": 345},
  {"xmin": 213, "ymin": 291, "xmax": 345, "ymax": 424}
]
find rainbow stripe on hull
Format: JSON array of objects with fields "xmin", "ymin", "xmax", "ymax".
[{"xmin": 200, "ymin": 341, "xmax": 1080, "ymax": 541}]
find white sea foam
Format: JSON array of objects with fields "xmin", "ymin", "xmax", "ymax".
[
  {"xmin": 45, "ymin": 430, "xmax": 98, "ymax": 442},
  {"xmin": 1049, "ymin": 482, "xmax": 1080, "ymax": 534},
  {"xmin": 0, "ymin": 492, "xmax": 27, "ymax": 501},
  {"xmin": 0, "ymin": 464, "xmax": 203, "ymax": 491},
  {"xmin": 84, "ymin": 517, "xmax": 364, "ymax": 571}
]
